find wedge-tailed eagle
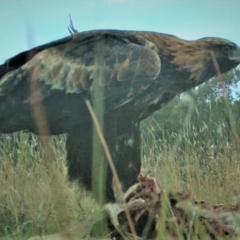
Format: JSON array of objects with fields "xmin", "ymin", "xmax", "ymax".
[{"xmin": 0, "ymin": 29, "xmax": 239, "ymax": 200}]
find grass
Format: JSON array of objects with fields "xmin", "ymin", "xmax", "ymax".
[
  {"xmin": 0, "ymin": 119, "xmax": 240, "ymax": 239},
  {"xmin": 142, "ymin": 120, "xmax": 240, "ymax": 203},
  {"xmin": 0, "ymin": 133, "xmax": 99, "ymax": 239}
]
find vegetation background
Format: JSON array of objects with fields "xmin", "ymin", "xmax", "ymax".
[{"xmin": 0, "ymin": 68, "xmax": 240, "ymax": 239}]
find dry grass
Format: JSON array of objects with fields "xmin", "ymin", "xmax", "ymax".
[
  {"xmin": 0, "ymin": 120, "xmax": 240, "ymax": 239},
  {"xmin": 141, "ymin": 122, "xmax": 240, "ymax": 204},
  {"xmin": 0, "ymin": 133, "xmax": 99, "ymax": 239}
]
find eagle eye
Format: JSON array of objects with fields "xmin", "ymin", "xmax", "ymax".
[{"xmin": 222, "ymin": 45, "xmax": 231, "ymax": 55}]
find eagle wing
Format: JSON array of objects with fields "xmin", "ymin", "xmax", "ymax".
[{"xmin": 0, "ymin": 31, "xmax": 161, "ymax": 111}]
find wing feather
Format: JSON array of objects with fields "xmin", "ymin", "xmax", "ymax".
[{"xmin": 0, "ymin": 32, "xmax": 161, "ymax": 110}]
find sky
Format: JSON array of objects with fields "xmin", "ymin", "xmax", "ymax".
[{"xmin": 0, "ymin": 0, "xmax": 240, "ymax": 64}]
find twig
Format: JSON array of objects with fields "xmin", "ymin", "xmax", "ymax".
[
  {"xmin": 210, "ymin": 51, "xmax": 240, "ymax": 154},
  {"xmin": 68, "ymin": 15, "xmax": 78, "ymax": 35},
  {"xmin": 28, "ymin": 56, "xmax": 70, "ymax": 237},
  {"xmin": 85, "ymin": 99, "xmax": 138, "ymax": 240}
]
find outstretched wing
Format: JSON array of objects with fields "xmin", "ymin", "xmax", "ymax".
[{"xmin": 0, "ymin": 31, "xmax": 161, "ymax": 111}]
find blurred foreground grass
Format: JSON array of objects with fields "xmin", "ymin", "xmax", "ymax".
[{"xmin": 0, "ymin": 119, "xmax": 240, "ymax": 239}]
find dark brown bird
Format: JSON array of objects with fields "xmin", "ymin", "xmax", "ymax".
[{"xmin": 0, "ymin": 29, "xmax": 239, "ymax": 201}]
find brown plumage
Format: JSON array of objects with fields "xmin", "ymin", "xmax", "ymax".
[{"xmin": 0, "ymin": 29, "xmax": 239, "ymax": 201}]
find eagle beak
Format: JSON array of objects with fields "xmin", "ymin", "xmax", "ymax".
[{"xmin": 229, "ymin": 45, "xmax": 240, "ymax": 62}]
